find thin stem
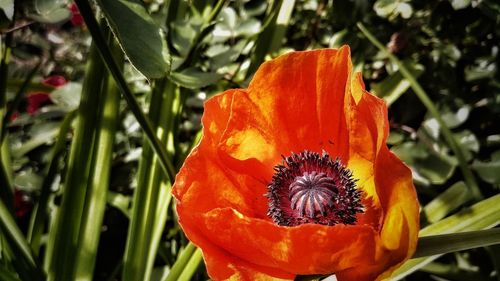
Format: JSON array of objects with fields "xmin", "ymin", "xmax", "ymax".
[
  {"xmin": 414, "ymin": 228, "xmax": 500, "ymax": 258},
  {"xmin": 75, "ymin": 0, "xmax": 176, "ymax": 182},
  {"xmin": 0, "ymin": 31, "xmax": 14, "ymax": 210},
  {"xmin": 177, "ymin": 248, "xmax": 203, "ymax": 281},
  {"xmin": 164, "ymin": 242, "xmax": 197, "ymax": 281},
  {"xmin": 1, "ymin": 60, "xmax": 41, "ymax": 142},
  {"xmin": 356, "ymin": 22, "xmax": 483, "ymax": 200},
  {"xmin": 27, "ymin": 110, "xmax": 77, "ymax": 255}
]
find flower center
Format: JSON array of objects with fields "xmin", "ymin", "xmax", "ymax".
[{"xmin": 267, "ymin": 150, "xmax": 364, "ymax": 227}]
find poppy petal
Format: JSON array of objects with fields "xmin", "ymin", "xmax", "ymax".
[
  {"xmin": 174, "ymin": 90, "xmax": 268, "ymax": 218},
  {"xmin": 220, "ymin": 47, "xmax": 352, "ymax": 172}
]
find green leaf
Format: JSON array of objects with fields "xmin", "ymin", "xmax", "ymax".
[
  {"xmin": 416, "ymin": 153, "xmax": 456, "ymax": 185},
  {"xmin": 391, "ymin": 142, "xmax": 456, "ymax": 185},
  {"xmin": 14, "ymin": 169, "xmax": 43, "ymax": 193},
  {"xmin": 449, "ymin": 0, "xmax": 471, "ymax": 10},
  {"xmin": 391, "ymin": 194, "xmax": 500, "ymax": 280},
  {"xmin": 370, "ymin": 60, "xmax": 424, "ymax": 106},
  {"xmin": 107, "ymin": 191, "xmax": 131, "ymax": 218},
  {"xmin": 373, "ymin": 0, "xmax": 398, "ymax": 18},
  {"xmin": 441, "ymin": 106, "xmax": 470, "ymax": 128},
  {"xmin": 472, "ymin": 150, "xmax": 500, "ymax": 185},
  {"xmin": 10, "ymin": 121, "xmax": 61, "ymax": 158},
  {"xmin": 26, "ymin": 0, "xmax": 71, "ymax": 23},
  {"xmin": 49, "ymin": 82, "xmax": 82, "ymax": 111},
  {"xmin": 0, "ymin": 0, "xmax": 14, "ymax": 25},
  {"xmin": 97, "ymin": 0, "xmax": 170, "ymax": 79},
  {"xmin": 0, "ymin": 199, "xmax": 40, "ymax": 279},
  {"xmin": 169, "ymin": 67, "xmax": 223, "ymax": 89},
  {"xmin": 423, "ymin": 181, "xmax": 471, "ymax": 223}
]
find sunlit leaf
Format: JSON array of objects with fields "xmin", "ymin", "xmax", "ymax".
[
  {"xmin": 25, "ymin": 0, "xmax": 70, "ymax": 23},
  {"xmin": 169, "ymin": 68, "xmax": 223, "ymax": 89},
  {"xmin": 49, "ymin": 82, "xmax": 82, "ymax": 111},
  {"xmin": 423, "ymin": 181, "xmax": 471, "ymax": 223},
  {"xmin": 97, "ymin": 0, "xmax": 170, "ymax": 79},
  {"xmin": 0, "ymin": 0, "xmax": 14, "ymax": 27},
  {"xmin": 472, "ymin": 150, "xmax": 500, "ymax": 185}
]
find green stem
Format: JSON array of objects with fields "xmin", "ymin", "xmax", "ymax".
[
  {"xmin": 164, "ymin": 243, "xmax": 197, "ymax": 281},
  {"xmin": 414, "ymin": 228, "xmax": 500, "ymax": 258},
  {"xmin": 75, "ymin": 0, "xmax": 176, "ymax": 182},
  {"xmin": 122, "ymin": 79, "xmax": 176, "ymax": 281},
  {"xmin": 356, "ymin": 22, "xmax": 482, "ymax": 200},
  {"xmin": 74, "ymin": 49, "xmax": 121, "ymax": 281},
  {"xmin": 177, "ymin": 248, "xmax": 202, "ymax": 281},
  {"xmin": 27, "ymin": 110, "xmax": 77, "ymax": 256},
  {"xmin": 44, "ymin": 40, "xmax": 105, "ymax": 281},
  {"xmin": 0, "ymin": 32, "xmax": 14, "ymax": 211}
]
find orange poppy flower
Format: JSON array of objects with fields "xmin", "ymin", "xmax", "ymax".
[{"xmin": 173, "ymin": 46, "xmax": 419, "ymax": 281}]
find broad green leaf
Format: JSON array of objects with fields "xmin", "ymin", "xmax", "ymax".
[
  {"xmin": 10, "ymin": 121, "xmax": 61, "ymax": 158},
  {"xmin": 107, "ymin": 191, "xmax": 131, "ymax": 218},
  {"xmin": 415, "ymin": 153, "xmax": 456, "ymax": 185},
  {"xmin": 0, "ymin": 0, "xmax": 14, "ymax": 27},
  {"xmin": 374, "ymin": 0, "xmax": 412, "ymax": 20},
  {"xmin": 14, "ymin": 169, "xmax": 43, "ymax": 192},
  {"xmin": 391, "ymin": 194, "xmax": 500, "ymax": 280},
  {"xmin": 50, "ymin": 82, "xmax": 82, "ymax": 111},
  {"xmin": 471, "ymin": 150, "xmax": 500, "ymax": 185},
  {"xmin": 487, "ymin": 134, "xmax": 500, "ymax": 146},
  {"xmin": 25, "ymin": 0, "xmax": 71, "ymax": 23},
  {"xmin": 97, "ymin": 0, "xmax": 170, "ymax": 79},
  {"xmin": 455, "ymin": 130, "xmax": 479, "ymax": 161},
  {"xmin": 235, "ymin": 18, "xmax": 261, "ymax": 37},
  {"xmin": 441, "ymin": 106, "xmax": 470, "ymax": 129},
  {"xmin": 373, "ymin": 0, "xmax": 398, "ymax": 18},
  {"xmin": 371, "ymin": 60, "xmax": 424, "ymax": 106},
  {"xmin": 423, "ymin": 181, "xmax": 470, "ymax": 223},
  {"xmin": 392, "ymin": 142, "xmax": 456, "ymax": 185},
  {"xmin": 449, "ymin": 0, "xmax": 471, "ymax": 10},
  {"xmin": 386, "ymin": 132, "xmax": 405, "ymax": 145},
  {"xmin": 169, "ymin": 68, "xmax": 223, "ymax": 89}
]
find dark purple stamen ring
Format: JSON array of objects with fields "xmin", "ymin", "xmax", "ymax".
[{"xmin": 267, "ymin": 150, "xmax": 364, "ymax": 227}]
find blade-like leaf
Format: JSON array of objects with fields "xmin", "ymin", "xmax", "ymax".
[{"xmin": 423, "ymin": 181, "xmax": 470, "ymax": 223}]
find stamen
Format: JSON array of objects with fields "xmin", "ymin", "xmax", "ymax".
[{"xmin": 267, "ymin": 150, "xmax": 364, "ymax": 227}]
